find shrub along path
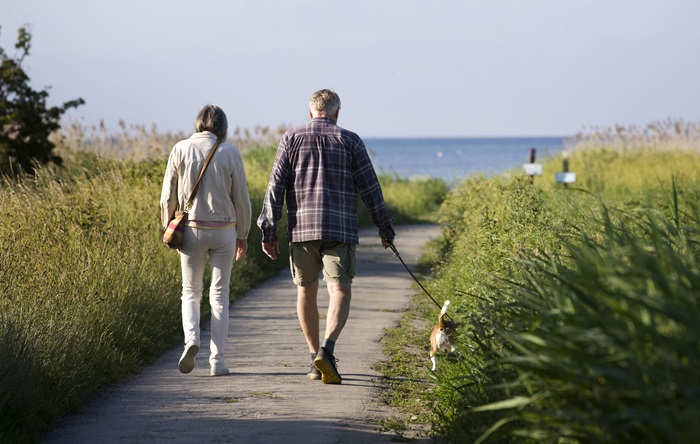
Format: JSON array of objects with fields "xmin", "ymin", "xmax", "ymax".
[{"xmin": 42, "ymin": 224, "xmax": 441, "ymax": 444}]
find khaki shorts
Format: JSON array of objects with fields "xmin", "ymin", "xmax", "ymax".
[{"xmin": 289, "ymin": 240, "xmax": 356, "ymax": 286}]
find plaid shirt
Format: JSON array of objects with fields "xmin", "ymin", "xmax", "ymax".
[{"xmin": 258, "ymin": 118, "xmax": 393, "ymax": 244}]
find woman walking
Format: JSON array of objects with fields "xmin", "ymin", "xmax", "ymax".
[{"xmin": 160, "ymin": 104, "xmax": 252, "ymax": 376}]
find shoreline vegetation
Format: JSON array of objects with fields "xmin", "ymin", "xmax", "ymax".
[
  {"xmin": 377, "ymin": 119, "xmax": 700, "ymax": 443},
  {"xmin": 2, "ymin": 118, "xmax": 699, "ymax": 442}
]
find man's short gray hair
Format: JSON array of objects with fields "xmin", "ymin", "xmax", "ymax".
[
  {"xmin": 309, "ymin": 89, "xmax": 341, "ymax": 115},
  {"xmin": 194, "ymin": 104, "xmax": 228, "ymax": 140}
]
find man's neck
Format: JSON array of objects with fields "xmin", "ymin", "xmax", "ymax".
[{"xmin": 310, "ymin": 110, "xmax": 339, "ymax": 122}]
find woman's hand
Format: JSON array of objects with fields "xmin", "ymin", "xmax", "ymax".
[{"xmin": 235, "ymin": 238, "xmax": 248, "ymax": 261}]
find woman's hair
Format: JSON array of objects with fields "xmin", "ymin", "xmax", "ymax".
[
  {"xmin": 194, "ymin": 104, "xmax": 228, "ymax": 140},
  {"xmin": 309, "ymin": 89, "xmax": 341, "ymax": 115}
]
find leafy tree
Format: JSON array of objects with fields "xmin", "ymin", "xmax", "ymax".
[{"xmin": 0, "ymin": 25, "xmax": 84, "ymax": 175}]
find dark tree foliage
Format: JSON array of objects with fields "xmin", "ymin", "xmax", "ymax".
[{"xmin": 0, "ymin": 25, "xmax": 84, "ymax": 175}]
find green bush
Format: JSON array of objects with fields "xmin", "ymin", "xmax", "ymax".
[
  {"xmin": 356, "ymin": 174, "xmax": 449, "ymax": 227},
  {"xmin": 0, "ymin": 26, "xmax": 84, "ymax": 175}
]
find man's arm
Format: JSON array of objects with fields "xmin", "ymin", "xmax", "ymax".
[
  {"xmin": 257, "ymin": 140, "xmax": 291, "ymax": 256},
  {"xmin": 352, "ymin": 141, "xmax": 395, "ymax": 246}
]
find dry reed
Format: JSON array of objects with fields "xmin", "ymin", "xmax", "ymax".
[
  {"xmin": 52, "ymin": 119, "xmax": 289, "ymax": 161},
  {"xmin": 566, "ymin": 118, "xmax": 700, "ymax": 152}
]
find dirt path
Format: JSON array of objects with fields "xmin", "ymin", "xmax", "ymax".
[{"xmin": 42, "ymin": 224, "xmax": 441, "ymax": 444}]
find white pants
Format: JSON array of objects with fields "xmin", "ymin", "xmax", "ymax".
[{"xmin": 179, "ymin": 225, "xmax": 236, "ymax": 366}]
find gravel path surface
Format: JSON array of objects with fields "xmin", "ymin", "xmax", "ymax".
[{"xmin": 42, "ymin": 224, "xmax": 441, "ymax": 444}]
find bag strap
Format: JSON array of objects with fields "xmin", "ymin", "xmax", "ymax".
[{"xmin": 184, "ymin": 139, "xmax": 222, "ymax": 211}]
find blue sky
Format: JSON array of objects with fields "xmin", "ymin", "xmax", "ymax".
[{"xmin": 2, "ymin": 0, "xmax": 699, "ymax": 137}]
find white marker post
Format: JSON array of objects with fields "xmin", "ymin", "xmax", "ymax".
[
  {"xmin": 555, "ymin": 151, "xmax": 576, "ymax": 187},
  {"xmin": 522, "ymin": 148, "xmax": 542, "ymax": 184}
]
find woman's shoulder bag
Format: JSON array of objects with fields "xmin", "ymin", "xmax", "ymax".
[{"xmin": 162, "ymin": 140, "xmax": 221, "ymax": 249}]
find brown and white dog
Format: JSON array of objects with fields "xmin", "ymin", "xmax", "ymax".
[{"xmin": 430, "ymin": 300, "xmax": 456, "ymax": 371}]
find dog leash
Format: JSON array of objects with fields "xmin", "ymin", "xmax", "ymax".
[{"xmin": 387, "ymin": 241, "xmax": 455, "ymax": 324}]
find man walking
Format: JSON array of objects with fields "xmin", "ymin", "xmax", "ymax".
[{"xmin": 257, "ymin": 89, "xmax": 395, "ymax": 384}]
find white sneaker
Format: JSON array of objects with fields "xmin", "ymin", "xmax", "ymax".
[
  {"xmin": 210, "ymin": 363, "xmax": 229, "ymax": 376},
  {"xmin": 178, "ymin": 343, "xmax": 199, "ymax": 374}
]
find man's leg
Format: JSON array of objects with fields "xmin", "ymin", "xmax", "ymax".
[
  {"xmin": 324, "ymin": 281, "xmax": 352, "ymax": 342},
  {"xmin": 313, "ymin": 281, "xmax": 350, "ymax": 384},
  {"xmin": 296, "ymin": 279, "xmax": 320, "ymax": 354}
]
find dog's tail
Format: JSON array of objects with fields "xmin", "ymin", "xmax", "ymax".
[{"xmin": 440, "ymin": 300, "xmax": 450, "ymax": 315}]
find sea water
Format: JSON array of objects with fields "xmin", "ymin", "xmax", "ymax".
[{"xmin": 364, "ymin": 137, "xmax": 565, "ymax": 183}]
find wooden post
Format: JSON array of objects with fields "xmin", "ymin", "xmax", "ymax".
[{"xmin": 529, "ymin": 148, "xmax": 536, "ymax": 183}]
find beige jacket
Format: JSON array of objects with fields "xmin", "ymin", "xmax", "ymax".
[{"xmin": 160, "ymin": 132, "xmax": 252, "ymax": 239}]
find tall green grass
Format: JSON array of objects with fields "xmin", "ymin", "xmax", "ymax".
[
  {"xmin": 471, "ymin": 196, "xmax": 700, "ymax": 442},
  {"xmin": 0, "ymin": 165, "xmax": 185, "ymax": 443},
  {"xmin": 0, "ymin": 129, "xmax": 448, "ymax": 443},
  {"xmin": 376, "ymin": 121, "xmax": 700, "ymax": 443}
]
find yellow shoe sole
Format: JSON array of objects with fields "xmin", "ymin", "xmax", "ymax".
[{"xmin": 313, "ymin": 357, "xmax": 342, "ymax": 384}]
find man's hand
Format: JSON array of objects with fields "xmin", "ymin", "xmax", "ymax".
[
  {"xmin": 262, "ymin": 241, "xmax": 280, "ymax": 260},
  {"xmin": 235, "ymin": 239, "xmax": 248, "ymax": 261},
  {"xmin": 379, "ymin": 225, "xmax": 396, "ymax": 249}
]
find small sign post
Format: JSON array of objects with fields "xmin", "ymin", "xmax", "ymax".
[
  {"xmin": 555, "ymin": 151, "xmax": 576, "ymax": 187},
  {"xmin": 522, "ymin": 148, "xmax": 542, "ymax": 183}
]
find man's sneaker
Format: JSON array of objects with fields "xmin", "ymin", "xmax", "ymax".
[
  {"xmin": 307, "ymin": 363, "xmax": 321, "ymax": 380},
  {"xmin": 178, "ymin": 342, "xmax": 199, "ymax": 374},
  {"xmin": 314, "ymin": 347, "xmax": 342, "ymax": 384},
  {"xmin": 210, "ymin": 363, "xmax": 230, "ymax": 376}
]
